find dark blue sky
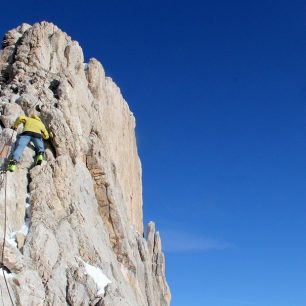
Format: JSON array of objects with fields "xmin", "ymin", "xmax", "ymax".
[{"xmin": 2, "ymin": 1, "xmax": 306, "ymax": 305}]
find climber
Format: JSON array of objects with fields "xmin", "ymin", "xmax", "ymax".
[{"xmin": 7, "ymin": 114, "xmax": 49, "ymax": 172}]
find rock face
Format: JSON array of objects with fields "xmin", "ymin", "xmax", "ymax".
[{"xmin": 0, "ymin": 22, "xmax": 170, "ymax": 306}]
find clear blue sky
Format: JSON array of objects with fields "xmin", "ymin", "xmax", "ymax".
[{"xmin": 2, "ymin": 1, "xmax": 306, "ymax": 305}]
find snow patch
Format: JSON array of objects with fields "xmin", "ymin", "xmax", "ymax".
[
  {"xmin": 9, "ymin": 192, "xmax": 31, "ymax": 247},
  {"xmin": 21, "ymin": 222, "xmax": 29, "ymax": 235},
  {"xmin": 0, "ymin": 268, "xmax": 14, "ymax": 278},
  {"xmin": 84, "ymin": 262, "xmax": 111, "ymax": 295},
  {"xmin": 6, "ymin": 237, "xmax": 17, "ymax": 248}
]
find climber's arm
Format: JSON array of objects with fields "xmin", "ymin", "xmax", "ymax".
[
  {"xmin": 41, "ymin": 126, "xmax": 49, "ymax": 140},
  {"xmin": 12, "ymin": 115, "xmax": 27, "ymax": 130}
]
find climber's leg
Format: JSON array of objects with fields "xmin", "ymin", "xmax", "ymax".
[
  {"xmin": 7, "ymin": 159, "xmax": 17, "ymax": 172},
  {"xmin": 32, "ymin": 137, "xmax": 45, "ymax": 165},
  {"xmin": 11, "ymin": 135, "xmax": 31, "ymax": 162},
  {"xmin": 8, "ymin": 135, "xmax": 31, "ymax": 172}
]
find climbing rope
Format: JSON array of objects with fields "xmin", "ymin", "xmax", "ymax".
[
  {"xmin": 0, "ymin": 131, "xmax": 15, "ymax": 306},
  {"xmin": 0, "ymin": 131, "xmax": 14, "ymax": 189},
  {"xmin": 0, "ymin": 284, "xmax": 4, "ymax": 306},
  {"xmin": 2, "ymin": 168, "xmax": 15, "ymax": 306}
]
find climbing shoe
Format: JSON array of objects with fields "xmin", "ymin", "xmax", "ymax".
[
  {"xmin": 7, "ymin": 160, "xmax": 17, "ymax": 172},
  {"xmin": 36, "ymin": 152, "xmax": 44, "ymax": 165}
]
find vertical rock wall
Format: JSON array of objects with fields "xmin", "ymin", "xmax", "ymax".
[{"xmin": 0, "ymin": 22, "xmax": 170, "ymax": 306}]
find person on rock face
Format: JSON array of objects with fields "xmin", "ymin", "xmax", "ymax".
[{"xmin": 7, "ymin": 113, "xmax": 49, "ymax": 172}]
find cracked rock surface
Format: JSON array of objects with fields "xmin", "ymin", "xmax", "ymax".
[{"xmin": 0, "ymin": 21, "xmax": 170, "ymax": 306}]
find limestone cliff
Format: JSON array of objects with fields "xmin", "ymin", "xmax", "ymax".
[{"xmin": 0, "ymin": 22, "xmax": 170, "ymax": 306}]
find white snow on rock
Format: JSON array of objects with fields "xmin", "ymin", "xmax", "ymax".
[
  {"xmin": 84, "ymin": 262, "xmax": 111, "ymax": 295},
  {"xmin": 20, "ymin": 222, "xmax": 29, "ymax": 235},
  {"xmin": 0, "ymin": 268, "xmax": 14, "ymax": 278},
  {"xmin": 7, "ymin": 237, "xmax": 17, "ymax": 248},
  {"xmin": 8, "ymin": 192, "xmax": 31, "ymax": 247}
]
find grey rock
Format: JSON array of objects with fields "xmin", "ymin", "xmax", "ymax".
[{"xmin": 0, "ymin": 21, "xmax": 170, "ymax": 306}]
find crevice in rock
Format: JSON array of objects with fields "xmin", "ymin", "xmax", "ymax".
[
  {"xmin": 42, "ymin": 279, "xmax": 50, "ymax": 303},
  {"xmin": 0, "ymin": 67, "xmax": 10, "ymax": 84},
  {"xmin": 10, "ymin": 84, "xmax": 18, "ymax": 94},
  {"xmin": 26, "ymin": 172, "xmax": 31, "ymax": 194},
  {"xmin": 65, "ymin": 278, "xmax": 73, "ymax": 306},
  {"xmin": 93, "ymin": 298, "xmax": 103, "ymax": 306},
  {"xmin": 136, "ymin": 238, "xmax": 145, "ymax": 262},
  {"xmin": 0, "ymin": 263, "xmax": 12, "ymax": 274},
  {"xmin": 46, "ymin": 138, "xmax": 57, "ymax": 159},
  {"xmin": 48, "ymin": 79, "xmax": 60, "ymax": 100},
  {"xmin": 152, "ymin": 233, "xmax": 158, "ymax": 275},
  {"xmin": 85, "ymin": 155, "xmax": 136, "ymax": 274},
  {"xmin": 35, "ymin": 104, "xmax": 41, "ymax": 112},
  {"xmin": 111, "ymin": 163, "xmax": 117, "ymax": 181},
  {"xmin": 0, "ymin": 117, "xmax": 5, "ymax": 129}
]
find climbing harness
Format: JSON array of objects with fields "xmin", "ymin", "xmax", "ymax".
[{"xmin": 0, "ymin": 131, "xmax": 15, "ymax": 306}]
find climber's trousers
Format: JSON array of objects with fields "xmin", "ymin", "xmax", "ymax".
[{"xmin": 12, "ymin": 135, "xmax": 45, "ymax": 161}]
